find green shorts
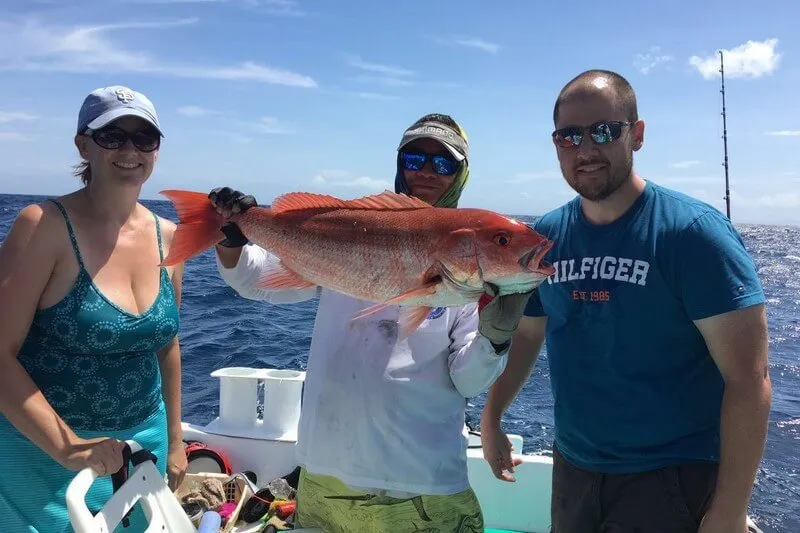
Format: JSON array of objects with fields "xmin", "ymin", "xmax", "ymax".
[{"xmin": 295, "ymin": 468, "xmax": 485, "ymax": 532}]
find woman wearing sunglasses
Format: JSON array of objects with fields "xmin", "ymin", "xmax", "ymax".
[
  {"xmin": 0, "ymin": 85, "xmax": 186, "ymax": 531},
  {"xmin": 209, "ymin": 113, "xmax": 532, "ymax": 532}
]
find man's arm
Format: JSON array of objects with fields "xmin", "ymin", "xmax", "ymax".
[
  {"xmin": 209, "ymin": 187, "xmax": 320, "ymax": 304},
  {"xmin": 447, "ymin": 304, "xmax": 508, "ymax": 399},
  {"xmin": 673, "ymin": 211, "xmax": 769, "ymax": 531},
  {"xmin": 216, "ymin": 244, "xmax": 244, "ymax": 269},
  {"xmin": 215, "ymin": 243, "xmax": 320, "ymax": 304},
  {"xmin": 447, "ymin": 287, "xmax": 537, "ymax": 398},
  {"xmin": 480, "ymin": 315, "xmax": 547, "ymax": 481},
  {"xmin": 481, "ymin": 315, "xmax": 547, "ymax": 425},
  {"xmin": 695, "ymin": 304, "xmax": 771, "ymax": 527}
]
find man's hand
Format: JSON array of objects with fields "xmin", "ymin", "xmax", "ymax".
[
  {"xmin": 478, "ymin": 283, "xmax": 534, "ymax": 352},
  {"xmin": 698, "ymin": 506, "xmax": 749, "ymax": 533},
  {"xmin": 480, "ymin": 423, "xmax": 523, "ymax": 482},
  {"xmin": 208, "ymin": 187, "xmax": 258, "ymax": 248}
]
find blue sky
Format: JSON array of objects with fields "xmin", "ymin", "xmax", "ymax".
[{"xmin": 0, "ymin": 0, "xmax": 797, "ymax": 225}]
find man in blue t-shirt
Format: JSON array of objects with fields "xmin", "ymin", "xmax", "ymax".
[{"xmin": 480, "ymin": 69, "xmax": 771, "ymax": 533}]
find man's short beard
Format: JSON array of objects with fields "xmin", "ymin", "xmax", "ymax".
[{"xmin": 565, "ymin": 160, "xmax": 632, "ymax": 202}]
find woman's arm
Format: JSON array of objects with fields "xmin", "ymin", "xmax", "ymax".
[
  {"xmin": 157, "ymin": 219, "xmax": 187, "ymax": 489},
  {"xmin": 0, "ymin": 204, "xmax": 124, "ymax": 474}
]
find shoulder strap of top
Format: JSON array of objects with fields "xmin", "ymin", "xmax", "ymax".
[
  {"xmin": 153, "ymin": 212, "xmax": 164, "ymax": 263},
  {"xmin": 48, "ymin": 199, "xmax": 86, "ymax": 270}
]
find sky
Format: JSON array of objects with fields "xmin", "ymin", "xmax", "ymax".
[{"xmin": 0, "ymin": 0, "xmax": 797, "ymax": 225}]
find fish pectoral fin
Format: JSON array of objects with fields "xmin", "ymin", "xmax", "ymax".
[
  {"xmin": 350, "ymin": 302, "xmax": 390, "ymax": 321},
  {"xmin": 349, "ymin": 277, "xmax": 442, "ymax": 331},
  {"xmin": 254, "ymin": 262, "xmax": 316, "ymax": 290},
  {"xmin": 397, "ymin": 306, "xmax": 434, "ymax": 339},
  {"xmin": 381, "ymin": 276, "xmax": 442, "ymax": 306},
  {"xmin": 349, "ymin": 303, "xmax": 434, "ymax": 339}
]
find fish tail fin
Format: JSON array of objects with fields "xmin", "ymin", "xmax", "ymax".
[{"xmin": 159, "ymin": 189, "xmax": 226, "ymax": 266}]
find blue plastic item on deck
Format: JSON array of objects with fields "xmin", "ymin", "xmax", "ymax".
[{"xmin": 197, "ymin": 510, "xmax": 221, "ymax": 532}]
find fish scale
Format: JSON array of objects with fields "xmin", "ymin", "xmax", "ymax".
[
  {"xmin": 159, "ymin": 189, "xmax": 556, "ymax": 337},
  {"xmin": 239, "ymin": 209, "xmax": 444, "ymax": 303}
]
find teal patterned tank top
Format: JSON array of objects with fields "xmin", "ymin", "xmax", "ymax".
[{"xmin": 17, "ymin": 200, "xmax": 180, "ymax": 432}]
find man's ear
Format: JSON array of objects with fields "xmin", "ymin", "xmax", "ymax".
[{"xmin": 631, "ymin": 119, "xmax": 645, "ymax": 152}]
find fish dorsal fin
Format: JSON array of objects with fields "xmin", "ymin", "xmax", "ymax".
[
  {"xmin": 272, "ymin": 190, "xmax": 431, "ymax": 214},
  {"xmin": 346, "ymin": 191, "xmax": 432, "ymax": 210}
]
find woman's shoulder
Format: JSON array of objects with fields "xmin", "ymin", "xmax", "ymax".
[
  {"xmin": 3, "ymin": 199, "xmax": 70, "ymax": 264},
  {"xmin": 143, "ymin": 206, "xmax": 177, "ymax": 241},
  {"xmin": 11, "ymin": 198, "xmax": 69, "ymax": 235}
]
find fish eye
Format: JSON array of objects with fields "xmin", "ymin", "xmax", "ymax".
[{"xmin": 494, "ymin": 233, "xmax": 511, "ymax": 246}]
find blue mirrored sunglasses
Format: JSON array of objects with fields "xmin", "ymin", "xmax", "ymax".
[{"xmin": 400, "ymin": 151, "xmax": 459, "ymax": 176}]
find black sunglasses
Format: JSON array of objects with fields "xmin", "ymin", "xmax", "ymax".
[
  {"xmin": 85, "ymin": 126, "xmax": 161, "ymax": 153},
  {"xmin": 552, "ymin": 120, "xmax": 633, "ymax": 148}
]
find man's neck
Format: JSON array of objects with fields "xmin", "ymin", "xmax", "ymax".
[{"xmin": 580, "ymin": 173, "xmax": 647, "ymax": 225}]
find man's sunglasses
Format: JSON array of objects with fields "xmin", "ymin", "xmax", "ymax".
[
  {"xmin": 400, "ymin": 151, "xmax": 459, "ymax": 176},
  {"xmin": 85, "ymin": 126, "xmax": 161, "ymax": 153},
  {"xmin": 552, "ymin": 120, "xmax": 633, "ymax": 148}
]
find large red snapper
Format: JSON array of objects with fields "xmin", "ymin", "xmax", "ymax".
[{"xmin": 160, "ymin": 189, "xmax": 555, "ymax": 337}]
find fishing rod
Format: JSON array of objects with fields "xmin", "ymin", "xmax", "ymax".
[{"xmin": 719, "ymin": 50, "xmax": 731, "ymax": 220}]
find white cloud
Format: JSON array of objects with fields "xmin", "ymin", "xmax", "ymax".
[
  {"xmin": 656, "ymin": 175, "xmax": 720, "ymax": 185},
  {"xmin": 0, "ymin": 132, "xmax": 34, "ymax": 142},
  {"xmin": 764, "ymin": 130, "xmax": 800, "ymax": 137},
  {"xmin": 0, "ymin": 17, "xmax": 317, "ymax": 88},
  {"xmin": 125, "ymin": 0, "xmax": 225, "ymax": 3},
  {"xmin": 350, "ymin": 75, "xmax": 414, "ymax": 87},
  {"xmin": 453, "ymin": 38, "xmax": 500, "ymax": 54},
  {"xmin": 0, "ymin": 111, "xmax": 37, "ymax": 123},
  {"xmin": 348, "ymin": 92, "xmax": 400, "ymax": 101},
  {"xmin": 434, "ymin": 36, "xmax": 500, "ymax": 54},
  {"xmin": 252, "ymin": 0, "xmax": 305, "ymax": 16},
  {"xmin": 209, "ymin": 130, "xmax": 255, "ymax": 143},
  {"xmin": 342, "ymin": 54, "xmax": 414, "ymax": 78},
  {"xmin": 251, "ymin": 117, "xmax": 293, "ymax": 134},
  {"xmin": 740, "ymin": 192, "xmax": 800, "ymax": 209},
  {"xmin": 633, "ymin": 46, "xmax": 673, "ymax": 74},
  {"xmin": 177, "ymin": 106, "xmax": 221, "ymax": 118},
  {"xmin": 177, "ymin": 109, "xmax": 292, "ymax": 134},
  {"xmin": 123, "ymin": 0, "xmax": 306, "ymax": 16},
  {"xmin": 311, "ymin": 170, "xmax": 391, "ymax": 193},
  {"xmin": 670, "ymin": 160, "xmax": 702, "ymax": 169},
  {"xmin": 689, "ymin": 39, "xmax": 780, "ymax": 79}
]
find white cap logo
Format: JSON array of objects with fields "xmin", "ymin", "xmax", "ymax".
[{"xmin": 115, "ymin": 88, "xmax": 135, "ymax": 104}]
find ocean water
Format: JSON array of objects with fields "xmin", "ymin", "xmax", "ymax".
[{"xmin": 0, "ymin": 193, "xmax": 798, "ymax": 532}]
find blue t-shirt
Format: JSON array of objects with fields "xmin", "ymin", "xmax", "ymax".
[{"xmin": 524, "ymin": 180, "xmax": 765, "ymax": 473}]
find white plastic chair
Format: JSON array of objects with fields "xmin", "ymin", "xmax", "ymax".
[{"xmin": 66, "ymin": 439, "xmax": 196, "ymax": 533}]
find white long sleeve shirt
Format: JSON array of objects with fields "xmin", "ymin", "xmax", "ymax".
[{"xmin": 216, "ymin": 243, "xmax": 508, "ymax": 496}]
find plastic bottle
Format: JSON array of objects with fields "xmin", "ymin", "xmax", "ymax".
[{"xmin": 197, "ymin": 510, "xmax": 221, "ymax": 533}]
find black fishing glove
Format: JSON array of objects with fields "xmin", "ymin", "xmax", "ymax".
[
  {"xmin": 477, "ymin": 283, "xmax": 535, "ymax": 353},
  {"xmin": 208, "ymin": 187, "xmax": 258, "ymax": 248}
]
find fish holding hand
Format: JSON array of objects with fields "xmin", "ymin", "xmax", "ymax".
[{"xmin": 159, "ymin": 188, "xmax": 556, "ymax": 338}]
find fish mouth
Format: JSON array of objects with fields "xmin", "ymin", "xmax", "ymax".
[{"xmin": 520, "ymin": 240, "xmax": 555, "ymax": 275}]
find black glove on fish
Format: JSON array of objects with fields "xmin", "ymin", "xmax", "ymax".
[
  {"xmin": 478, "ymin": 283, "xmax": 535, "ymax": 353},
  {"xmin": 208, "ymin": 187, "xmax": 258, "ymax": 248}
]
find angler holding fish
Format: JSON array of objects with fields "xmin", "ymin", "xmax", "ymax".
[{"xmin": 161, "ymin": 113, "xmax": 555, "ymax": 532}]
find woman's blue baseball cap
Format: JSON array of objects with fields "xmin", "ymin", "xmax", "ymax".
[{"xmin": 76, "ymin": 85, "xmax": 163, "ymax": 136}]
